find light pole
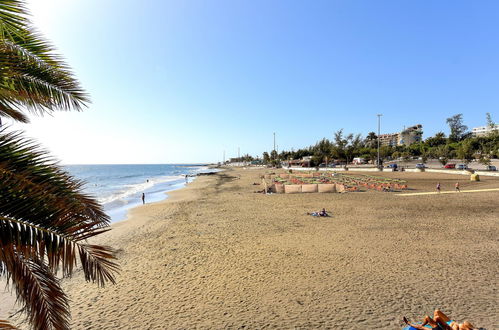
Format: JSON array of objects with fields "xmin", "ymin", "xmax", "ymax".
[
  {"xmin": 273, "ymin": 132, "xmax": 276, "ymax": 153},
  {"xmin": 377, "ymin": 114, "xmax": 382, "ymax": 168}
]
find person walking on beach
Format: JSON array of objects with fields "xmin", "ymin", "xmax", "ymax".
[
  {"xmin": 141, "ymin": 193, "xmax": 145, "ymax": 204},
  {"xmin": 185, "ymin": 175, "xmax": 188, "ymax": 184},
  {"xmin": 436, "ymin": 182, "xmax": 441, "ymax": 193},
  {"xmin": 455, "ymin": 182, "xmax": 460, "ymax": 192}
]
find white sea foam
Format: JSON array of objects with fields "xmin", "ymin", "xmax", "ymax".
[
  {"xmin": 191, "ymin": 166, "xmax": 220, "ymax": 174},
  {"xmin": 98, "ymin": 175, "xmax": 184, "ymax": 205}
]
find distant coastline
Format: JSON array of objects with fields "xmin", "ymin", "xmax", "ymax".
[{"xmin": 64, "ymin": 164, "xmax": 218, "ymax": 222}]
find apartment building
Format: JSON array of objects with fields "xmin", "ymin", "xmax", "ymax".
[
  {"xmin": 472, "ymin": 124, "xmax": 499, "ymax": 137},
  {"xmin": 379, "ymin": 124, "xmax": 423, "ymax": 147}
]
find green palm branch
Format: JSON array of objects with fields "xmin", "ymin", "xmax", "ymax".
[
  {"xmin": 0, "ymin": 130, "xmax": 119, "ymax": 330},
  {"xmin": 0, "ymin": 1, "xmax": 117, "ymax": 329},
  {"xmin": 0, "ymin": 0, "xmax": 89, "ymax": 124},
  {"xmin": 1, "ymin": 127, "xmax": 119, "ymax": 329}
]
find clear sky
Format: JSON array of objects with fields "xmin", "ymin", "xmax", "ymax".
[{"xmin": 8, "ymin": 0, "xmax": 499, "ymax": 164}]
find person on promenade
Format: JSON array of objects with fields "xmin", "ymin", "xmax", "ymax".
[
  {"xmin": 141, "ymin": 193, "xmax": 145, "ymax": 204},
  {"xmin": 436, "ymin": 182, "xmax": 441, "ymax": 193},
  {"xmin": 403, "ymin": 309, "xmax": 475, "ymax": 330},
  {"xmin": 455, "ymin": 182, "xmax": 460, "ymax": 192}
]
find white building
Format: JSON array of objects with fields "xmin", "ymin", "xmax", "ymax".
[
  {"xmin": 472, "ymin": 124, "xmax": 499, "ymax": 137},
  {"xmin": 379, "ymin": 124, "xmax": 423, "ymax": 147},
  {"xmin": 398, "ymin": 124, "xmax": 423, "ymax": 146}
]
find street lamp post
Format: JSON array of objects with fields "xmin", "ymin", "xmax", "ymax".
[
  {"xmin": 273, "ymin": 132, "xmax": 276, "ymax": 153},
  {"xmin": 377, "ymin": 114, "xmax": 382, "ymax": 168}
]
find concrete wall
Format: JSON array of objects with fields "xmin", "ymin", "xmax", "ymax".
[
  {"xmin": 348, "ymin": 167, "xmax": 382, "ymax": 172},
  {"xmin": 318, "ymin": 184, "xmax": 336, "ymax": 193},
  {"xmin": 425, "ymin": 169, "xmax": 469, "ymax": 176},
  {"xmin": 475, "ymin": 171, "xmax": 499, "ymax": 177},
  {"xmin": 404, "ymin": 169, "xmax": 423, "ymax": 173},
  {"xmin": 301, "ymin": 184, "xmax": 318, "ymax": 193},
  {"xmin": 284, "ymin": 185, "xmax": 302, "ymax": 194}
]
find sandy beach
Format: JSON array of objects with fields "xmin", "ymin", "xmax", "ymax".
[{"xmin": 3, "ymin": 168, "xmax": 498, "ymax": 329}]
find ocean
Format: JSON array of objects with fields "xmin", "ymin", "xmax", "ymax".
[{"xmin": 64, "ymin": 164, "xmax": 215, "ymax": 222}]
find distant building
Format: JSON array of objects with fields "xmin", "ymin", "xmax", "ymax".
[
  {"xmin": 379, "ymin": 124, "xmax": 423, "ymax": 147},
  {"xmin": 378, "ymin": 133, "xmax": 399, "ymax": 147},
  {"xmin": 472, "ymin": 124, "xmax": 499, "ymax": 137},
  {"xmin": 289, "ymin": 156, "xmax": 312, "ymax": 167},
  {"xmin": 398, "ymin": 124, "xmax": 423, "ymax": 146}
]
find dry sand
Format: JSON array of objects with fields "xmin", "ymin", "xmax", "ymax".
[{"xmin": 3, "ymin": 168, "xmax": 499, "ymax": 329}]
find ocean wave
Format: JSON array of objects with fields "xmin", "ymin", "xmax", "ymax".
[
  {"xmin": 98, "ymin": 175, "xmax": 184, "ymax": 205},
  {"xmin": 191, "ymin": 166, "xmax": 213, "ymax": 173}
]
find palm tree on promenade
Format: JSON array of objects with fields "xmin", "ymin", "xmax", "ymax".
[
  {"xmin": 364, "ymin": 131, "xmax": 378, "ymax": 148},
  {"xmin": 0, "ymin": 1, "xmax": 118, "ymax": 329}
]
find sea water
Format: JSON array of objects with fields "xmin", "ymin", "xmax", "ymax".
[{"xmin": 64, "ymin": 164, "xmax": 215, "ymax": 222}]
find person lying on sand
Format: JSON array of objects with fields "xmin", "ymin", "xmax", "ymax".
[
  {"xmin": 403, "ymin": 309, "xmax": 475, "ymax": 330},
  {"xmin": 307, "ymin": 208, "xmax": 329, "ymax": 217}
]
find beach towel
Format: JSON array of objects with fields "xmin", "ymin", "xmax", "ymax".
[{"xmin": 403, "ymin": 320, "xmax": 454, "ymax": 330}]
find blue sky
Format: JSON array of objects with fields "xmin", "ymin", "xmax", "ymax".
[{"xmin": 11, "ymin": 0, "xmax": 499, "ymax": 163}]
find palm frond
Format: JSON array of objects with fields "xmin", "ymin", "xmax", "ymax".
[
  {"xmin": 0, "ymin": 2, "xmax": 116, "ymax": 329},
  {"xmin": 0, "ymin": 128, "xmax": 118, "ymax": 280},
  {"xmin": 0, "ymin": 319, "xmax": 19, "ymax": 329},
  {"xmin": 0, "ymin": 0, "xmax": 89, "ymax": 123},
  {"xmin": 0, "ymin": 216, "xmax": 116, "ymax": 278},
  {"xmin": 1, "ymin": 251, "xmax": 70, "ymax": 330},
  {"xmin": 0, "ymin": 38, "xmax": 90, "ymax": 117},
  {"xmin": 0, "ymin": 99, "xmax": 28, "ymax": 122},
  {"xmin": 0, "ymin": 1, "xmax": 28, "ymax": 40}
]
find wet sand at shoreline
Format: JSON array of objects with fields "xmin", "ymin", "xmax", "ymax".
[{"xmin": 4, "ymin": 168, "xmax": 499, "ymax": 329}]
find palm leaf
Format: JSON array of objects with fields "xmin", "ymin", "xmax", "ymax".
[
  {"xmin": 0, "ymin": 129, "xmax": 118, "ymax": 329},
  {"xmin": 0, "ymin": 1, "xmax": 28, "ymax": 39},
  {"xmin": 0, "ymin": 320, "xmax": 19, "ymax": 329},
  {"xmin": 0, "ymin": 216, "xmax": 117, "ymax": 278},
  {"xmin": 0, "ymin": 99, "xmax": 28, "ymax": 122},
  {"xmin": 0, "ymin": 0, "xmax": 89, "ymax": 124},
  {"xmin": 1, "ymin": 251, "xmax": 70, "ymax": 330},
  {"xmin": 0, "ymin": 2, "xmax": 117, "ymax": 329},
  {"xmin": 0, "ymin": 129, "xmax": 118, "ymax": 280}
]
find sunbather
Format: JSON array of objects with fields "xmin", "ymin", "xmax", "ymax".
[
  {"xmin": 308, "ymin": 208, "xmax": 329, "ymax": 217},
  {"xmin": 403, "ymin": 309, "xmax": 475, "ymax": 330}
]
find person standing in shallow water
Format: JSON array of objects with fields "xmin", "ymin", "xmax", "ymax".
[{"xmin": 141, "ymin": 193, "xmax": 145, "ymax": 204}]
